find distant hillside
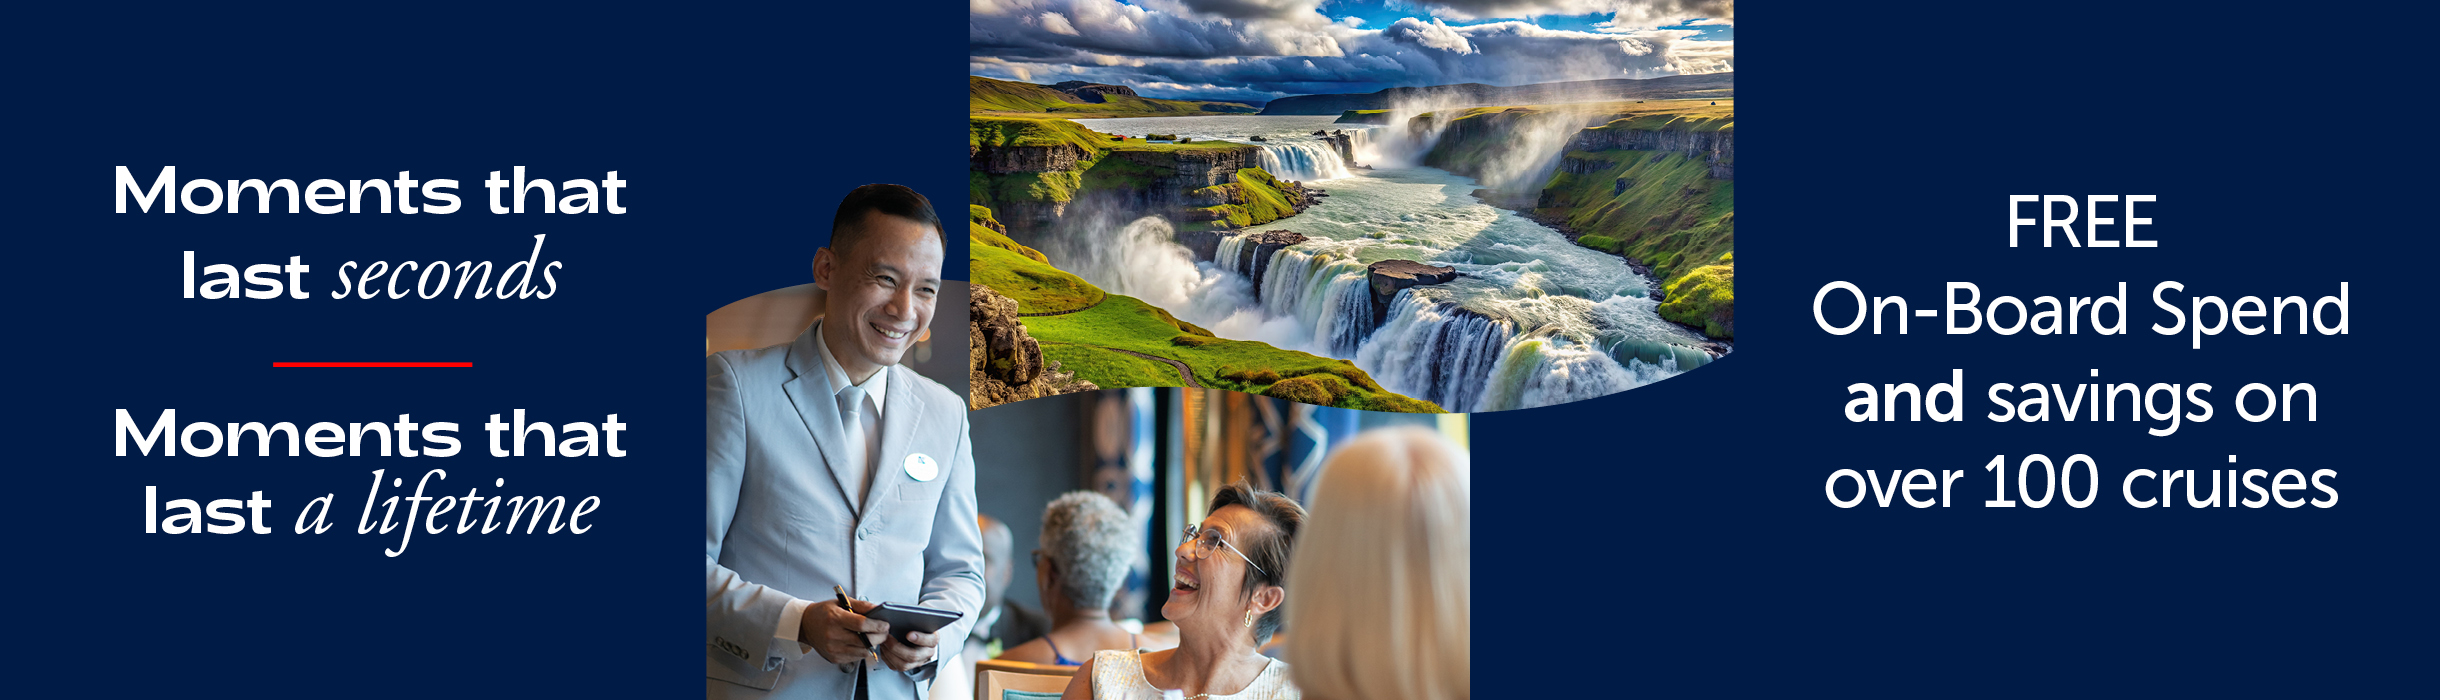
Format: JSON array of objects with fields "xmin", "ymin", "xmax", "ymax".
[
  {"xmin": 971, "ymin": 76, "xmax": 1260, "ymax": 117},
  {"xmin": 1261, "ymin": 73, "xmax": 1733, "ymax": 115},
  {"xmin": 1049, "ymin": 81, "xmax": 1136, "ymax": 102},
  {"xmin": 1167, "ymin": 95, "xmax": 1269, "ymax": 109}
]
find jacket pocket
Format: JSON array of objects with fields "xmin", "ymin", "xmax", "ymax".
[{"xmin": 895, "ymin": 476, "xmax": 945, "ymax": 503}]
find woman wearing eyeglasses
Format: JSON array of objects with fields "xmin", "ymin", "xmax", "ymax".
[{"xmin": 1061, "ymin": 481, "xmax": 1305, "ymax": 700}]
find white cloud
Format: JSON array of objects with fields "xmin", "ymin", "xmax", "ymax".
[
  {"xmin": 1168, "ymin": 0, "xmax": 1326, "ymax": 20},
  {"xmin": 1422, "ymin": 0, "xmax": 1732, "ymax": 28},
  {"xmin": 971, "ymin": 0, "xmax": 1343, "ymax": 60},
  {"xmin": 1086, "ymin": 52, "xmax": 1147, "ymax": 67},
  {"xmin": 1040, "ymin": 12, "xmax": 1081, "ymax": 36},
  {"xmin": 969, "ymin": 0, "xmax": 1734, "ymax": 100},
  {"xmin": 974, "ymin": 56, "xmax": 1038, "ymax": 81},
  {"xmin": 1385, "ymin": 17, "xmax": 1476, "ymax": 55}
]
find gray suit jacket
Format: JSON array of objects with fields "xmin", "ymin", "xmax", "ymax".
[{"xmin": 707, "ymin": 322, "xmax": 983, "ymax": 699}]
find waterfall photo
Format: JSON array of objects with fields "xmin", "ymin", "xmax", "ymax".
[{"xmin": 968, "ymin": 1, "xmax": 1734, "ymax": 413}]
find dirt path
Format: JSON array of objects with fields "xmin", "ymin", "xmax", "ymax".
[
  {"xmin": 1016, "ymin": 293, "xmax": 1106, "ymax": 318},
  {"xmin": 1101, "ymin": 348, "xmax": 1202, "ymax": 389}
]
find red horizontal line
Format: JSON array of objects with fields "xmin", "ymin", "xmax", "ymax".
[{"xmin": 272, "ymin": 362, "xmax": 473, "ymax": 368}]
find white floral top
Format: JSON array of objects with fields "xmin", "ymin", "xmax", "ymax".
[{"xmin": 1089, "ymin": 649, "xmax": 1298, "ymax": 700}]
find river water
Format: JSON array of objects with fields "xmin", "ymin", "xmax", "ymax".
[{"xmin": 1060, "ymin": 114, "xmax": 1718, "ymax": 412}]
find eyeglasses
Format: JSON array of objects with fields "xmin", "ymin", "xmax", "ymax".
[{"xmin": 1181, "ymin": 523, "xmax": 1268, "ymax": 578}]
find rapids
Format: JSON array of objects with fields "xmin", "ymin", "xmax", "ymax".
[{"xmin": 1052, "ymin": 115, "xmax": 1718, "ymax": 411}]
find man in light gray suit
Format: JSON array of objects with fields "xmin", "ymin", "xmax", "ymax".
[{"xmin": 708, "ymin": 184, "xmax": 983, "ymax": 699}]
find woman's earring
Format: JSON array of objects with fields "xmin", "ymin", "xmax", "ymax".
[{"xmin": 1244, "ymin": 610, "xmax": 1256, "ymax": 628}]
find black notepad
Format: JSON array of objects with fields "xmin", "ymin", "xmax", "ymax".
[{"xmin": 863, "ymin": 602, "xmax": 964, "ymax": 642}]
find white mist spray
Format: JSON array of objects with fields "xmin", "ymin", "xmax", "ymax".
[{"xmin": 1470, "ymin": 110, "xmax": 1597, "ymax": 194}]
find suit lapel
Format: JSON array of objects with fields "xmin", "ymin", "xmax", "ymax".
[
  {"xmin": 865, "ymin": 364, "xmax": 927, "ymax": 514},
  {"xmin": 779, "ymin": 322, "xmax": 862, "ymax": 517}
]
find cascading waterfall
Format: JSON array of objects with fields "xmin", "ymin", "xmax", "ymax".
[
  {"xmin": 1048, "ymin": 113, "xmax": 1722, "ymax": 413},
  {"xmin": 1215, "ymin": 234, "xmax": 1249, "ymax": 276},
  {"xmin": 1253, "ymin": 247, "xmax": 1373, "ymax": 355},
  {"xmin": 1256, "ymin": 141, "xmax": 1352, "ymax": 181},
  {"xmin": 1210, "ymin": 228, "xmax": 1695, "ymax": 412},
  {"xmin": 1211, "ymin": 233, "xmax": 1378, "ymax": 355},
  {"xmin": 1474, "ymin": 332, "xmax": 1677, "ymax": 412},
  {"xmin": 1356, "ymin": 292, "xmax": 1515, "ymax": 413}
]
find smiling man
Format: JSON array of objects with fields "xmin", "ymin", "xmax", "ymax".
[{"xmin": 707, "ymin": 184, "xmax": 983, "ymax": 700}]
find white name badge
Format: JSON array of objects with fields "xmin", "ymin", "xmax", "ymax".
[{"xmin": 904, "ymin": 453, "xmax": 939, "ymax": 482}]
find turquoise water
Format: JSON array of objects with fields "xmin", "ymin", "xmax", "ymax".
[{"xmin": 1063, "ymin": 115, "xmax": 1718, "ymax": 411}]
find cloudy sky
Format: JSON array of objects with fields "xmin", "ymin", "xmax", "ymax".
[{"xmin": 970, "ymin": 0, "xmax": 1733, "ymax": 103}]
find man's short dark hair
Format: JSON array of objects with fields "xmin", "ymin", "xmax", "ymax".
[{"xmin": 829, "ymin": 183, "xmax": 943, "ymax": 257}]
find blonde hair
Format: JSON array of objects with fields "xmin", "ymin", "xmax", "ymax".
[{"xmin": 1282, "ymin": 427, "xmax": 1469, "ymax": 700}]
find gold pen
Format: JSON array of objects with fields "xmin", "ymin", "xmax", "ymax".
[{"xmin": 834, "ymin": 585, "xmax": 875, "ymax": 656}]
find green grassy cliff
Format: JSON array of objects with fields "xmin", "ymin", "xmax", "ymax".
[
  {"xmin": 1184, "ymin": 168, "xmax": 1304, "ymax": 232},
  {"xmin": 1418, "ymin": 106, "xmax": 1561, "ymax": 176},
  {"xmin": 1334, "ymin": 109, "xmax": 1392, "ymax": 124},
  {"xmin": 969, "ymin": 214, "xmax": 1440, "ymax": 412},
  {"xmin": 970, "ymin": 204, "xmax": 1049, "ymax": 264},
  {"xmin": 1416, "ymin": 100, "xmax": 1736, "ymax": 340},
  {"xmin": 969, "ymin": 113, "xmax": 1102, "ymax": 150},
  {"xmin": 970, "ymin": 116, "xmax": 1303, "ymax": 236},
  {"xmin": 1538, "ymin": 148, "xmax": 1733, "ymax": 286}
]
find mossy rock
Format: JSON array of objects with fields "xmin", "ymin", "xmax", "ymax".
[
  {"xmin": 1219, "ymin": 366, "xmax": 1281, "ymax": 384},
  {"xmin": 1658, "ymin": 262, "xmax": 1735, "ymax": 339},
  {"xmin": 1351, "ymin": 391, "xmax": 1446, "ymax": 414},
  {"xmin": 1280, "ymin": 363, "xmax": 1384, "ymax": 393},
  {"xmin": 1265, "ymin": 374, "xmax": 1350, "ymax": 406}
]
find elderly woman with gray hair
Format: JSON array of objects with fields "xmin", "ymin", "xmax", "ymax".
[{"xmin": 998, "ymin": 491, "xmax": 1147, "ymax": 666}]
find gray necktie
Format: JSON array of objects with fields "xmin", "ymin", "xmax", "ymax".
[
  {"xmin": 836, "ymin": 383, "xmax": 870, "ymax": 501},
  {"xmin": 835, "ymin": 383, "xmax": 865, "ymax": 430}
]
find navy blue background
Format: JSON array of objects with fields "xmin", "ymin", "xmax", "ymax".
[
  {"xmin": 11, "ymin": 3, "xmax": 964, "ymax": 697},
  {"xmin": 8, "ymin": 2, "xmax": 2430, "ymax": 697},
  {"xmin": 1474, "ymin": 4, "xmax": 2434, "ymax": 696}
]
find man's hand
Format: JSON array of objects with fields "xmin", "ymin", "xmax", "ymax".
[
  {"xmin": 802, "ymin": 598, "xmax": 889, "ymax": 665},
  {"xmin": 878, "ymin": 630, "xmax": 939, "ymax": 672}
]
